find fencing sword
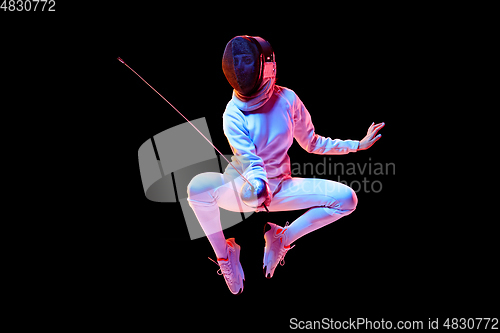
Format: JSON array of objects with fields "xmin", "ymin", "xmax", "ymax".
[{"xmin": 117, "ymin": 57, "xmax": 270, "ymax": 213}]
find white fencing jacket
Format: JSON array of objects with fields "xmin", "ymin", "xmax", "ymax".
[{"xmin": 223, "ymin": 84, "xmax": 359, "ymax": 189}]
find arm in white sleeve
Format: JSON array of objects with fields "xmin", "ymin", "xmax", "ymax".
[
  {"xmin": 292, "ymin": 93, "xmax": 359, "ymax": 155},
  {"xmin": 223, "ymin": 111, "xmax": 268, "ymax": 184}
]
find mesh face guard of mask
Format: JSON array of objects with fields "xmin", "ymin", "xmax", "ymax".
[{"xmin": 222, "ymin": 35, "xmax": 276, "ymax": 96}]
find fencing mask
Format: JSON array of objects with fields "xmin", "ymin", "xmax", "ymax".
[{"xmin": 222, "ymin": 36, "xmax": 276, "ymax": 96}]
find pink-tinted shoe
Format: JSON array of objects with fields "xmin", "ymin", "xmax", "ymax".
[
  {"xmin": 208, "ymin": 238, "xmax": 245, "ymax": 295},
  {"xmin": 263, "ymin": 222, "xmax": 295, "ymax": 279}
]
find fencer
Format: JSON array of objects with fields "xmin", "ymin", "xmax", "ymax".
[{"xmin": 187, "ymin": 36, "xmax": 385, "ymax": 294}]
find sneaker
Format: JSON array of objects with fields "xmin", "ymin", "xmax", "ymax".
[
  {"xmin": 208, "ymin": 238, "xmax": 245, "ymax": 295},
  {"xmin": 263, "ymin": 222, "xmax": 295, "ymax": 279}
]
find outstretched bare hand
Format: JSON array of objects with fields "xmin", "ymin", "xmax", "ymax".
[{"xmin": 358, "ymin": 122, "xmax": 385, "ymax": 150}]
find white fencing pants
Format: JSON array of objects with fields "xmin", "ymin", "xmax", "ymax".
[{"xmin": 187, "ymin": 172, "xmax": 357, "ymax": 258}]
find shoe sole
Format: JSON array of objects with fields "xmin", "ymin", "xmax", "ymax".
[
  {"xmin": 235, "ymin": 279, "xmax": 245, "ymax": 295},
  {"xmin": 227, "ymin": 239, "xmax": 245, "ymax": 295},
  {"xmin": 263, "ymin": 222, "xmax": 273, "ymax": 279}
]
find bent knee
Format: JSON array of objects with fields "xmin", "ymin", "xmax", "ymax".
[
  {"xmin": 347, "ymin": 187, "xmax": 358, "ymax": 210},
  {"xmin": 336, "ymin": 186, "xmax": 358, "ymax": 211},
  {"xmin": 187, "ymin": 172, "xmax": 223, "ymax": 198}
]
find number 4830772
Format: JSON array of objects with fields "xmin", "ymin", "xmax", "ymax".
[{"xmin": 1, "ymin": 0, "xmax": 56, "ymax": 11}]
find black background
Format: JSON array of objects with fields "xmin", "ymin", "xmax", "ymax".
[{"xmin": 4, "ymin": 3, "xmax": 496, "ymax": 330}]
